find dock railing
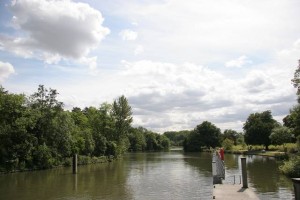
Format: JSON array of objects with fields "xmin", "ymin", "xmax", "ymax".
[{"xmin": 212, "ymin": 151, "xmax": 225, "ymax": 184}]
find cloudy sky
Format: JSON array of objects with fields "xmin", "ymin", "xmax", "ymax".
[{"xmin": 0, "ymin": 0, "xmax": 300, "ymax": 133}]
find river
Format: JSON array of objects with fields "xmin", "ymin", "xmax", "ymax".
[{"xmin": 0, "ymin": 151, "xmax": 294, "ymax": 200}]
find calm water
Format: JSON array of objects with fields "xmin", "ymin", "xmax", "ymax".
[{"xmin": 0, "ymin": 151, "xmax": 294, "ymax": 200}]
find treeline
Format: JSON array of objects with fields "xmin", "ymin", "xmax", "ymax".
[
  {"xmin": 163, "ymin": 122, "xmax": 244, "ymax": 152},
  {"xmin": 0, "ymin": 85, "xmax": 170, "ymax": 172},
  {"xmin": 175, "ymin": 110, "xmax": 299, "ymax": 152}
]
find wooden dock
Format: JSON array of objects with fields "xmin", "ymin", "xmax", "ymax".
[{"xmin": 213, "ymin": 184, "xmax": 259, "ymax": 200}]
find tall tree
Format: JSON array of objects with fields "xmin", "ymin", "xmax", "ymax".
[
  {"xmin": 0, "ymin": 87, "xmax": 37, "ymax": 169},
  {"xmin": 112, "ymin": 95, "xmax": 133, "ymax": 142},
  {"xmin": 28, "ymin": 85, "xmax": 63, "ymax": 145},
  {"xmin": 292, "ymin": 59, "xmax": 300, "ymax": 103},
  {"xmin": 243, "ymin": 110, "xmax": 278, "ymax": 150},
  {"xmin": 184, "ymin": 121, "xmax": 221, "ymax": 151}
]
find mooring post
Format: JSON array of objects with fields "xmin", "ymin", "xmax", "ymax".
[
  {"xmin": 292, "ymin": 178, "xmax": 300, "ymax": 200},
  {"xmin": 73, "ymin": 154, "xmax": 77, "ymax": 174},
  {"xmin": 241, "ymin": 157, "xmax": 248, "ymax": 188}
]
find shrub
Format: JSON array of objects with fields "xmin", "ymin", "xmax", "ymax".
[
  {"xmin": 279, "ymin": 156, "xmax": 300, "ymax": 177},
  {"xmin": 222, "ymin": 138, "xmax": 234, "ymax": 150}
]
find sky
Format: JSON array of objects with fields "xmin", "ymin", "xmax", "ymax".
[{"xmin": 0, "ymin": 0, "xmax": 300, "ymax": 133}]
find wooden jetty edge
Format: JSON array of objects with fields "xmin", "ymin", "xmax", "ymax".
[
  {"xmin": 212, "ymin": 152, "xmax": 259, "ymax": 199},
  {"xmin": 213, "ymin": 184, "xmax": 259, "ymax": 200}
]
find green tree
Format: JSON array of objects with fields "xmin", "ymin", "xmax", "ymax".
[
  {"xmin": 222, "ymin": 138, "xmax": 234, "ymax": 150},
  {"xmin": 184, "ymin": 121, "xmax": 221, "ymax": 151},
  {"xmin": 222, "ymin": 129, "xmax": 239, "ymax": 145},
  {"xmin": 28, "ymin": 85, "xmax": 63, "ymax": 145},
  {"xmin": 128, "ymin": 127, "xmax": 146, "ymax": 151},
  {"xmin": 291, "ymin": 60, "xmax": 300, "ymax": 103},
  {"xmin": 0, "ymin": 87, "xmax": 37, "ymax": 170},
  {"xmin": 84, "ymin": 107, "xmax": 108, "ymax": 156},
  {"xmin": 243, "ymin": 110, "xmax": 278, "ymax": 150},
  {"xmin": 112, "ymin": 95, "xmax": 133, "ymax": 141},
  {"xmin": 111, "ymin": 95, "xmax": 133, "ymax": 156},
  {"xmin": 284, "ymin": 105, "xmax": 300, "ymax": 138},
  {"xmin": 71, "ymin": 107, "xmax": 95, "ymax": 156},
  {"xmin": 270, "ymin": 126, "xmax": 292, "ymax": 146}
]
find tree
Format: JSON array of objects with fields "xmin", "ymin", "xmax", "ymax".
[
  {"xmin": 284, "ymin": 105, "xmax": 300, "ymax": 138},
  {"xmin": 111, "ymin": 95, "xmax": 133, "ymax": 156},
  {"xmin": 291, "ymin": 60, "xmax": 300, "ymax": 103},
  {"xmin": 128, "ymin": 127, "xmax": 146, "ymax": 151},
  {"xmin": 184, "ymin": 121, "xmax": 221, "ymax": 152},
  {"xmin": 222, "ymin": 138, "xmax": 234, "ymax": 150},
  {"xmin": 0, "ymin": 87, "xmax": 37, "ymax": 169},
  {"xmin": 112, "ymin": 95, "xmax": 133, "ymax": 141},
  {"xmin": 270, "ymin": 126, "xmax": 292, "ymax": 146},
  {"xmin": 222, "ymin": 129, "xmax": 239, "ymax": 145},
  {"xmin": 243, "ymin": 110, "xmax": 278, "ymax": 150},
  {"xmin": 28, "ymin": 85, "xmax": 63, "ymax": 145},
  {"xmin": 84, "ymin": 106, "xmax": 108, "ymax": 156}
]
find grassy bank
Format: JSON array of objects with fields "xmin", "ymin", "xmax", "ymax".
[
  {"xmin": 224, "ymin": 143, "xmax": 298, "ymax": 156},
  {"xmin": 223, "ymin": 143, "xmax": 300, "ymax": 178}
]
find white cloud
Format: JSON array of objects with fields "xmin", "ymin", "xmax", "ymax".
[
  {"xmin": 225, "ymin": 55, "xmax": 252, "ymax": 68},
  {"xmin": 108, "ymin": 0, "xmax": 300, "ymax": 64},
  {"xmin": 0, "ymin": 61, "xmax": 15, "ymax": 82},
  {"xmin": 0, "ymin": 0, "xmax": 110, "ymax": 67},
  {"xmin": 119, "ymin": 29, "xmax": 138, "ymax": 41},
  {"xmin": 134, "ymin": 45, "xmax": 144, "ymax": 55}
]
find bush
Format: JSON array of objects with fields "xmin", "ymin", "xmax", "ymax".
[
  {"xmin": 267, "ymin": 143, "xmax": 298, "ymax": 153},
  {"xmin": 279, "ymin": 156, "xmax": 300, "ymax": 177},
  {"xmin": 222, "ymin": 138, "xmax": 234, "ymax": 150},
  {"xmin": 32, "ymin": 145, "xmax": 54, "ymax": 169}
]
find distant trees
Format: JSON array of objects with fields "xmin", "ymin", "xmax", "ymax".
[
  {"xmin": 184, "ymin": 121, "xmax": 221, "ymax": 152},
  {"xmin": 243, "ymin": 110, "xmax": 278, "ymax": 150},
  {"xmin": 163, "ymin": 130, "xmax": 190, "ymax": 146}
]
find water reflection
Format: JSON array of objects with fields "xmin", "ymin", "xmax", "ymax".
[
  {"xmin": 246, "ymin": 156, "xmax": 294, "ymax": 199},
  {"xmin": 223, "ymin": 154, "xmax": 294, "ymax": 200},
  {"xmin": 183, "ymin": 152, "xmax": 212, "ymax": 177},
  {"xmin": 0, "ymin": 161, "xmax": 132, "ymax": 200}
]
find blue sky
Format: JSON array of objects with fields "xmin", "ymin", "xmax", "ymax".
[{"xmin": 0, "ymin": 0, "xmax": 300, "ymax": 133}]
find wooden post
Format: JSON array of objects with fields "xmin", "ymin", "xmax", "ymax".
[
  {"xmin": 73, "ymin": 154, "xmax": 77, "ymax": 174},
  {"xmin": 292, "ymin": 178, "xmax": 300, "ymax": 200},
  {"xmin": 241, "ymin": 157, "xmax": 248, "ymax": 188}
]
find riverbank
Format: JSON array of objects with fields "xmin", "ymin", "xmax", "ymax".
[
  {"xmin": 0, "ymin": 155, "xmax": 114, "ymax": 174},
  {"xmin": 224, "ymin": 149, "xmax": 290, "ymax": 159}
]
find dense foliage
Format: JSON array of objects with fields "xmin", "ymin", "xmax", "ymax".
[
  {"xmin": 183, "ymin": 121, "xmax": 221, "ymax": 151},
  {"xmin": 0, "ymin": 85, "xmax": 170, "ymax": 172},
  {"xmin": 280, "ymin": 156, "xmax": 300, "ymax": 177},
  {"xmin": 269, "ymin": 126, "xmax": 292, "ymax": 146},
  {"xmin": 163, "ymin": 130, "xmax": 190, "ymax": 146},
  {"xmin": 243, "ymin": 110, "xmax": 278, "ymax": 150}
]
